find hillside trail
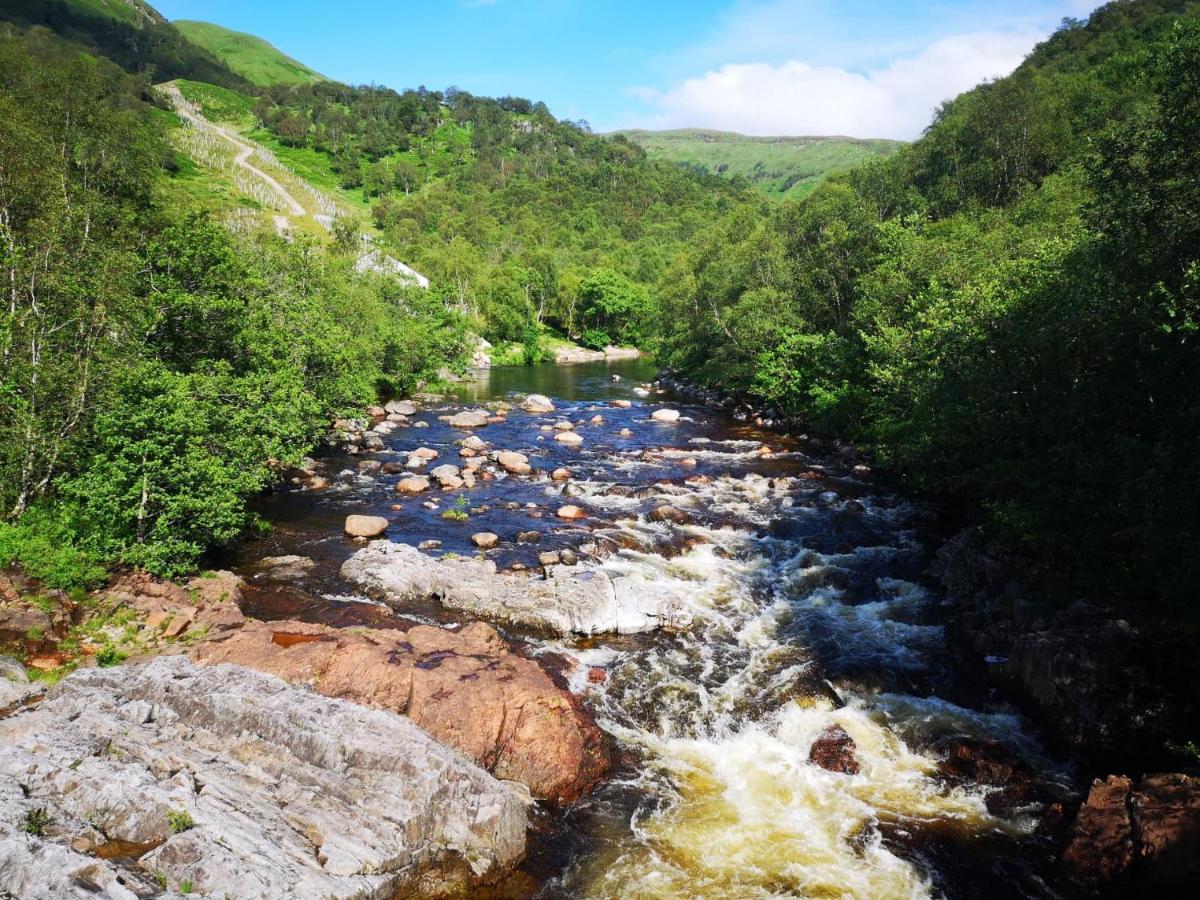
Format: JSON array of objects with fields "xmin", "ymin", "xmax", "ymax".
[{"xmin": 159, "ymin": 83, "xmax": 305, "ymax": 218}]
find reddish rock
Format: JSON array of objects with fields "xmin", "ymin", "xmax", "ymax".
[
  {"xmin": 935, "ymin": 736, "xmax": 1046, "ymax": 817},
  {"xmin": 648, "ymin": 505, "xmax": 690, "ymax": 525},
  {"xmin": 99, "ymin": 571, "xmax": 244, "ymax": 637},
  {"xmin": 557, "ymin": 505, "xmax": 586, "ymax": 520},
  {"xmin": 808, "ymin": 724, "xmax": 860, "ymax": 775},
  {"xmin": 587, "ymin": 667, "xmax": 607, "ymax": 684},
  {"xmin": 1065, "ymin": 773, "xmax": 1200, "ymax": 888},
  {"xmin": 190, "ymin": 619, "xmax": 610, "ymax": 802}
]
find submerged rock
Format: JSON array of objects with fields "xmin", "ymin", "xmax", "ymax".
[
  {"xmin": 0, "ymin": 657, "xmax": 527, "ymax": 898},
  {"xmin": 192, "ymin": 620, "xmax": 608, "ymax": 802},
  {"xmin": 342, "ymin": 541, "xmax": 693, "ymax": 636}
]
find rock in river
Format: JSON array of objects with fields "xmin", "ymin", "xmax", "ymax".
[
  {"xmin": 344, "ymin": 514, "xmax": 389, "ymax": 538},
  {"xmin": 191, "ymin": 620, "xmax": 609, "ymax": 802},
  {"xmin": 342, "ymin": 541, "xmax": 694, "ymax": 636},
  {"xmin": 521, "ymin": 394, "xmax": 555, "ymax": 413},
  {"xmin": 0, "ymin": 657, "xmax": 527, "ymax": 898},
  {"xmin": 396, "ymin": 475, "xmax": 430, "ymax": 494},
  {"xmin": 496, "ymin": 450, "xmax": 532, "ymax": 475},
  {"xmin": 651, "ymin": 408, "xmax": 681, "ymax": 423},
  {"xmin": 554, "ymin": 431, "xmax": 583, "ymax": 446},
  {"xmin": 471, "ymin": 531, "xmax": 499, "ymax": 549},
  {"xmin": 448, "ymin": 409, "xmax": 490, "ymax": 428}
]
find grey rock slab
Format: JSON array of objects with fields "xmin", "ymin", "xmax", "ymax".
[
  {"xmin": 0, "ymin": 657, "xmax": 527, "ymax": 899},
  {"xmin": 342, "ymin": 541, "xmax": 694, "ymax": 636}
]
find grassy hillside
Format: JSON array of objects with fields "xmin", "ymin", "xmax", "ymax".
[
  {"xmin": 615, "ymin": 128, "xmax": 902, "ymax": 199},
  {"xmin": 59, "ymin": 0, "xmax": 162, "ymax": 24},
  {"xmin": 174, "ymin": 20, "xmax": 324, "ymax": 86}
]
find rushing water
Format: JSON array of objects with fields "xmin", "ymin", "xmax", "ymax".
[{"xmin": 231, "ymin": 360, "xmax": 1073, "ymax": 899}]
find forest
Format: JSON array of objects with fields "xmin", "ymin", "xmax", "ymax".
[{"xmin": 1, "ymin": 0, "xmax": 1198, "ymax": 616}]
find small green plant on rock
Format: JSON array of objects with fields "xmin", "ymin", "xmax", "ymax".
[
  {"xmin": 21, "ymin": 807, "xmax": 51, "ymax": 836},
  {"xmin": 95, "ymin": 645, "xmax": 126, "ymax": 668},
  {"xmin": 153, "ymin": 871, "xmax": 167, "ymax": 889},
  {"xmin": 167, "ymin": 808, "xmax": 194, "ymax": 833},
  {"xmin": 180, "ymin": 879, "xmax": 194, "ymax": 894},
  {"xmin": 441, "ymin": 495, "xmax": 470, "ymax": 522}
]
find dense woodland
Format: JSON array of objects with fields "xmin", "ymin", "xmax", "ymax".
[{"xmin": 1, "ymin": 0, "xmax": 1198, "ymax": 619}]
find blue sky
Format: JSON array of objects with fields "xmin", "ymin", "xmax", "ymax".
[{"xmin": 156, "ymin": 0, "xmax": 1103, "ymax": 139}]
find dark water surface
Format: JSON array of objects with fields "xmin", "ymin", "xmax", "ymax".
[{"xmin": 230, "ymin": 360, "xmax": 1072, "ymax": 899}]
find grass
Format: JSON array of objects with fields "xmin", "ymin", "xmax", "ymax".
[
  {"xmin": 168, "ymin": 808, "xmax": 195, "ymax": 834},
  {"xmin": 21, "ymin": 807, "xmax": 51, "ymax": 836},
  {"xmin": 175, "ymin": 79, "xmax": 256, "ymax": 127},
  {"xmin": 60, "ymin": 0, "xmax": 160, "ymax": 25},
  {"xmin": 173, "ymin": 21, "xmax": 324, "ymax": 87},
  {"xmin": 614, "ymin": 128, "xmax": 903, "ymax": 200}
]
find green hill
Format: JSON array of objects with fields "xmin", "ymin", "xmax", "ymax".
[
  {"xmin": 174, "ymin": 20, "xmax": 324, "ymax": 86},
  {"xmin": 614, "ymin": 128, "xmax": 902, "ymax": 199}
]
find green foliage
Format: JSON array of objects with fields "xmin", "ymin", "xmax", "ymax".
[
  {"xmin": 441, "ymin": 495, "xmax": 470, "ymax": 522},
  {"xmin": 94, "ymin": 644, "xmax": 126, "ymax": 667},
  {"xmin": 21, "ymin": 807, "xmax": 51, "ymax": 836},
  {"xmin": 617, "ymin": 129, "xmax": 903, "ymax": 199},
  {"xmin": 0, "ymin": 509, "xmax": 107, "ymax": 593},
  {"xmin": 168, "ymin": 809, "xmax": 195, "ymax": 833},
  {"xmin": 659, "ymin": 1, "xmax": 1200, "ymax": 610},
  {"xmin": 173, "ymin": 20, "xmax": 324, "ymax": 87}
]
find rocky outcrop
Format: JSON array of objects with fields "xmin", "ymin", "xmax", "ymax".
[
  {"xmin": 934, "ymin": 736, "xmax": 1052, "ymax": 817},
  {"xmin": 935, "ymin": 527, "xmax": 1200, "ymax": 768},
  {"xmin": 101, "ymin": 570, "xmax": 245, "ymax": 639},
  {"xmin": 190, "ymin": 620, "xmax": 609, "ymax": 802},
  {"xmin": 1064, "ymin": 773, "xmax": 1200, "ymax": 890},
  {"xmin": 0, "ymin": 656, "xmax": 41, "ymax": 717},
  {"xmin": 341, "ymin": 541, "xmax": 693, "ymax": 636},
  {"xmin": 0, "ymin": 657, "xmax": 527, "ymax": 898}
]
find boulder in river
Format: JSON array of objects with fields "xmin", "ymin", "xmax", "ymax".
[
  {"xmin": 610, "ymin": 400, "xmax": 632, "ymax": 409},
  {"xmin": 344, "ymin": 514, "xmax": 390, "ymax": 539},
  {"xmin": 496, "ymin": 450, "xmax": 531, "ymax": 475},
  {"xmin": 808, "ymin": 724, "xmax": 860, "ymax": 775},
  {"xmin": 648, "ymin": 505, "xmax": 690, "ymax": 525},
  {"xmin": 396, "ymin": 476, "xmax": 430, "ymax": 494},
  {"xmin": 557, "ymin": 504, "xmax": 586, "ymax": 520},
  {"xmin": 521, "ymin": 394, "xmax": 555, "ymax": 413},
  {"xmin": 555, "ymin": 431, "xmax": 583, "ymax": 446},
  {"xmin": 430, "ymin": 464, "xmax": 463, "ymax": 489},
  {"xmin": 651, "ymin": 409, "xmax": 681, "ymax": 423},
  {"xmin": 191, "ymin": 620, "xmax": 609, "ymax": 802},
  {"xmin": 448, "ymin": 410, "xmax": 490, "ymax": 428},
  {"xmin": 471, "ymin": 532, "xmax": 499, "ymax": 549},
  {"xmin": 0, "ymin": 657, "xmax": 527, "ymax": 898},
  {"xmin": 385, "ymin": 399, "xmax": 418, "ymax": 416},
  {"xmin": 342, "ymin": 541, "xmax": 694, "ymax": 636}
]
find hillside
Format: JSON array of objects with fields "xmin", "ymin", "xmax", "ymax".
[
  {"xmin": 174, "ymin": 20, "xmax": 325, "ymax": 86},
  {"xmin": 615, "ymin": 128, "xmax": 902, "ymax": 199}
]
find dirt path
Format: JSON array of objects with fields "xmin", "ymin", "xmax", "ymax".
[{"xmin": 160, "ymin": 84, "xmax": 305, "ymax": 218}]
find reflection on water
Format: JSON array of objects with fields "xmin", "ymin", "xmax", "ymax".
[{"xmin": 236, "ymin": 361, "xmax": 1071, "ymax": 899}]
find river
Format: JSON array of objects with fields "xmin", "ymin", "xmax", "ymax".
[{"xmin": 229, "ymin": 359, "xmax": 1073, "ymax": 899}]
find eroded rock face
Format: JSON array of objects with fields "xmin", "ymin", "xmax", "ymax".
[
  {"xmin": 1064, "ymin": 773, "xmax": 1200, "ymax": 890},
  {"xmin": 0, "ymin": 657, "xmax": 527, "ymax": 899},
  {"xmin": 101, "ymin": 570, "xmax": 245, "ymax": 638},
  {"xmin": 341, "ymin": 541, "xmax": 693, "ymax": 636},
  {"xmin": 190, "ymin": 620, "xmax": 609, "ymax": 802}
]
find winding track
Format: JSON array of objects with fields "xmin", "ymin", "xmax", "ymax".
[{"xmin": 160, "ymin": 83, "xmax": 305, "ymax": 218}]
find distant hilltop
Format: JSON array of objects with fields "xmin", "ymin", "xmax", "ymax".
[{"xmin": 613, "ymin": 128, "xmax": 903, "ymax": 199}]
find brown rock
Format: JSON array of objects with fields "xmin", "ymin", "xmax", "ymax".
[
  {"xmin": 610, "ymin": 400, "xmax": 632, "ymax": 409},
  {"xmin": 538, "ymin": 551, "xmax": 561, "ymax": 567},
  {"xmin": 471, "ymin": 532, "xmax": 500, "ymax": 550},
  {"xmin": 344, "ymin": 515, "xmax": 390, "ymax": 539},
  {"xmin": 396, "ymin": 476, "xmax": 430, "ymax": 494},
  {"xmin": 556, "ymin": 505, "xmax": 586, "ymax": 520},
  {"xmin": 516, "ymin": 531, "xmax": 542, "ymax": 544},
  {"xmin": 648, "ymin": 505, "xmax": 690, "ymax": 525},
  {"xmin": 1065, "ymin": 773, "xmax": 1200, "ymax": 887},
  {"xmin": 190, "ymin": 620, "xmax": 610, "ymax": 802},
  {"xmin": 496, "ymin": 451, "xmax": 532, "ymax": 476},
  {"xmin": 808, "ymin": 725, "xmax": 860, "ymax": 775},
  {"xmin": 934, "ymin": 737, "xmax": 1045, "ymax": 817},
  {"xmin": 552, "ymin": 467, "xmax": 571, "ymax": 481},
  {"xmin": 411, "ymin": 447, "xmax": 439, "ymax": 460},
  {"xmin": 587, "ymin": 667, "xmax": 607, "ymax": 684}
]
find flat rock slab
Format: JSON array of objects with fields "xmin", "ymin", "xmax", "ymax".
[
  {"xmin": 341, "ymin": 541, "xmax": 694, "ymax": 636},
  {"xmin": 0, "ymin": 657, "xmax": 526, "ymax": 899},
  {"xmin": 191, "ymin": 619, "xmax": 609, "ymax": 802}
]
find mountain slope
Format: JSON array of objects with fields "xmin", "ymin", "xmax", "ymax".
[
  {"xmin": 615, "ymin": 128, "xmax": 902, "ymax": 199},
  {"xmin": 174, "ymin": 20, "xmax": 324, "ymax": 86}
]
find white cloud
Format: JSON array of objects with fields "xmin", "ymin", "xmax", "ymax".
[{"xmin": 627, "ymin": 29, "xmax": 1042, "ymax": 140}]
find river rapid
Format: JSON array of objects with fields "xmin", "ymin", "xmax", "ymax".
[{"xmin": 229, "ymin": 360, "xmax": 1074, "ymax": 899}]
